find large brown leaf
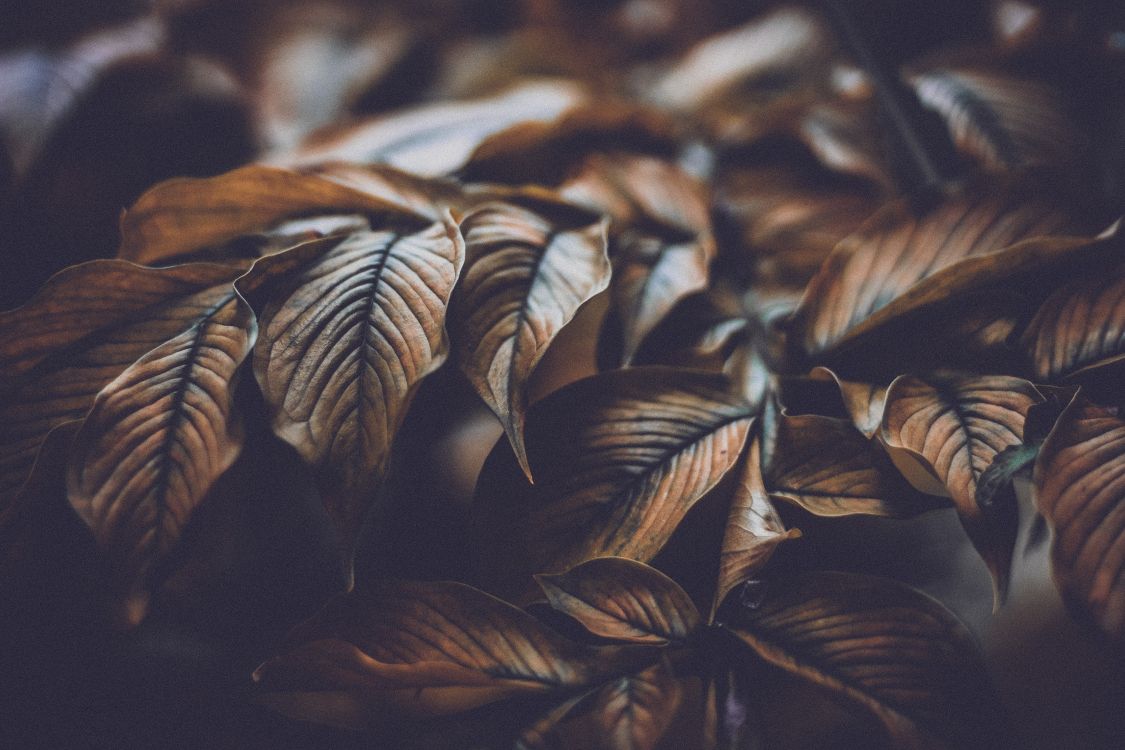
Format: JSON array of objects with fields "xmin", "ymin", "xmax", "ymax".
[
  {"xmin": 907, "ymin": 66, "xmax": 1085, "ymax": 176},
  {"xmin": 763, "ymin": 411, "xmax": 943, "ymax": 518},
  {"xmin": 713, "ymin": 435, "xmax": 798, "ymax": 620},
  {"xmin": 789, "ymin": 183, "xmax": 1074, "ymax": 357},
  {"xmin": 536, "ymin": 557, "xmax": 700, "ymax": 645},
  {"xmin": 1020, "ymin": 261, "xmax": 1125, "ymax": 382},
  {"xmin": 66, "ymin": 293, "xmax": 255, "ymax": 627},
  {"xmin": 881, "ymin": 374, "xmax": 1043, "ymax": 596},
  {"xmin": 272, "ymin": 80, "xmax": 587, "ymax": 176},
  {"xmin": 1033, "ymin": 394, "xmax": 1125, "ymax": 640},
  {"xmin": 253, "ymin": 578, "xmax": 655, "ymax": 727},
  {"xmin": 237, "ymin": 219, "xmax": 464, "ymax": 570},
  {"xmin": 0, "ymin": 260, "xmax": 244, "ymax": 510},
  {"xmin": 118, "ymin": 164, "xmax": 417, "ymax": 266},
  {"xmin": 451, "ymin": 197, "xmax": 610, "ymax": 479},
  {"xmin": 560, "ymin": 154, "xmax": 714, "ymax": 366},
  {"xmin": 726, "ymin": 571, "xmax": 1010, "ymax": 749},
  {"xmin": 471, "ymin": 367, "xmax": 753, "ymax": 602}
]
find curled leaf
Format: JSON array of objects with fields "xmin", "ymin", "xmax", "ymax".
[
  {"xmin": 809, "ymin": 367, "xmax": 887, "ymax": 439},
  {"xmin": 253, "ymin": 578, "xmax": 655, "ymax": 726},
  {"xmin": 471, "ymin": 367, "xmax": 753, "ymax": 602},
  {"xmin": 536, "ymin": 557, "xmax": 700, "ymax": 645},
  {"xmin": 0, "ymin": 260, "xmax": 243, "ymax": 509},
  {"xmin": 1033, "ymin": 394, "xmax": 1125, "ymax": 641},
  {"xmin": 713, "ymin": 435, "xmax": 798, "ymax": 620},
  {"xmin": 451, "ymin": 197, "xmax": 611, "ymax": 479},
  {"xmin": 881, "ymin": 373, "xmax": 1043, "ymax": 597},
  {"xmin": 727, "ymin": 571, "xmax": 1010, "ymax": 749},
  {"xmin": 237, "ymin": 218, "xmax": 464, "ymax": 570},
  {"xmin": 119, "ymin": 164, "xmax": 417, "ymax": 266},
  {"xmin": 66, "ymin": 294, "xmax": 256, "ymax": 627}
]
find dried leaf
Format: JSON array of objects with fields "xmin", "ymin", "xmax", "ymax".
[
  {"xmin": 908, "ymin": 66, "xmax": 1086, "ymax": 175},
  {"xmin": 66, "ymin": 294, "xmax": 255, "ymax": 627},
  {"xmin": 726, "ymin": 571, "xmax": 1010, "ymax": 749},
  {"xmin": 1033, "ymin": 394, "xmax": 1125, "ymax": 640},
  {"xmin": 536, "ymin": 557, "xmax": 700, "ymax": 645},
  {"xmin": 273, "ymin": 80, "xmax": 587, "ymax": 176},
  {"xmin": 237, "ymin": 219, "xmax": 464, "ymax": 570},
  {"xmin": 0, "ymin": 260, "xmax": 244, "ymax": 510},
  {"xmin": 1020, "ymin": 261, "xmax": 1125, "ymax": 382},
  {"xmin": 713, "ymin": 435, "xmax": 798, "ymax": 620},
  {"xmin": 451, "ymin": 197, "xmax": 610, "ymax": 479},
  {"xmin": 119, "ymin": 164, "xmax": 418, "ymax": 266},
  {"xmin": 809, "ymin": 367, "xmax": 887, "ymax": 439},
  {"xmin": 253, "ymin": 578, "xmax": 655, "ymax": 727},
  {"xmin": 881, "ymin": 374, "xmax": 1043, "ymax": 595},
  {"xmin": 789, "ymin": 183, "xmax": 1075, "ymax": 357},
  {"xmin": 471, "ymin": 367, "xmax": 753, "ymax": 602},
  {"xmin": 764, "ymin": 410, "xmax": 943, "ymax": 518}
]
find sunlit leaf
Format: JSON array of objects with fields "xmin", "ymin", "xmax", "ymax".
[
  {"xmin": 253, "ymin": 578, "xmax": 656, "ymax": 727},
  {"xmin": 118, "ymin": 164, "xmax": 417, "ymax": 266},
  {"xmin": 1020, "ymin": 261, "xmax": 1125, "ymax": 382},
  {"xmin": 0, "ymin": 260, "xmax": 244, "ymax": 510},
  {"xmin": 1033, "ymin": 393, "xmax": 1125, "ymax": 640},
  {"xmin": 763, "ymin": 409, "xmax": 943, "ymax": 518},
  {"xmin": 726, "ymin": 571, "xmax": 1011, "ymax": 749},
  {"xmin": 536, "ymin": 557, "xmax": 700, "ymax": 645},
  {"xmin": 471, "ymin": 367, "xmax": 753, "ymax": 602},
  {"xmin": 713, "ymin": 435, "xmax": 798, "ymax": 620},
  {"xmin": 451, "ymin": 196, "xmax": 610, "ymax": 479},
  {"xmin": 882, "ymin": 374, "xmax": 1043, "ymax": 597},
  {"xmin": 237, "ymin": 218, "xmax": 464, "ymax": 571},
  {"xmin": 789, "ymin": 183, "xmax": 1075, "ymax": 357},
  {"xmin": 66, "ymin": 294, "xmax": 255, "ymax": 627}
]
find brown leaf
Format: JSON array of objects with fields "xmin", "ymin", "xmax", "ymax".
[
  {"xmin": 303, "ymin": 161, "xmax": 467, "ymax": 222},
  {"xmin": 907, "ymin": 66, "xmax": 1086, "ymax": 176},
  {"xmin": 764, "ymin": 410, "xmax": 943, "ymax": 518},
  {"xmin": 713, "ymin": 435, "xmax": 798, "ymax": 620},
  {"xmin": 527, "ymin": 660, "xmax": 684, "ymax": 750},
  {"xmin": 881, "ymin": 374, "xmax": 1043, "ymax": 597},
  {"xmin": 560, "ymin": 154, "xmax": 714, "ymax": 366},
  {"xmin": 0, "ymin": 260, "xmax": 244, "ymax": 511},
  {"xmin": 118, "ymin": 164, "xmax": 417, "ymax": 266},
  {"xmin": 471, "ymin": 367, "xmax": 753, "ymax": 602},
  {"xmin": 272, "ymin": 80, "xmax": 587, "ymax": 176},
  {"xmin": 789, "ymin": 183, "xmax": 1075, "ymax": 357},
  {"xmin": 66, "ymin": 294, "xmax": 255, "ymax": 627},
  {"xmin": 1020, "ymin": 260, "xmax": 1125, "ymax": 382},
  {"xmin": 237, "ymin": 218, "xmax": 464, "ymax": 572},
  {"xmin": 253, "ymin": 578, "xmax": 655, "ymax": 726},
  {"xmin": 451, "ymin": 197, "xmax": 610, "ymax": 479},
  {"xmin": 1033, "ymin": 394, "xmax": 1125, "ymax": 641},
  {"xmin": 536, "ymin": 557, "xmax": 700, "ymax": 645},
  {"xmin": 726, "ymin": 571, "xmax": 1010, "ymax": 749},
  {"xmin": 809, "ymin": 367, "xmax": 887, "ymax": 439}
]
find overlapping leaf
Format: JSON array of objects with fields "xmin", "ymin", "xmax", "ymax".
[
  {"xmin": 560, "ymin": 153, "xmax": 715, "ymax": 366},
  {"xmin": 237, "ymin": 218, "xmax": 464, "ymax": 567},
  {"xmin": 253, "ymin": 578, "xmax": 656, "ymax": 727},
  {"xmin": 66, "ymin": 293, "xmax": 255, "ymax": 626},
  {"xmin": 1034, "ymin": 394, "xmax": 1125, "ymax": 640},
  {"xmin": 726, "ymin": 571, "xmax": 1010, "ymax": 749},
  {"xmin": 809, "ymin": 367, "xmax": 887, "ymax": 439},
  {"xmin": 451, "ymin": 197, "xmax": 610, "ymax": 479},
  {"xmin": 713, "ymin": 436, "xmax": 798, "ymax": 619},
  {"xmin": 118, "ymin": 164, "xmax": 417, "ymax": 265},
  {"xmin": 789, "ymin": 183, "xmax": 1075, "ymax": 357},
  {"xmin": 536, "ymin": 557, "xmax": 700, "ymax": 645},
  {"xmin": 881, "ymin": 373, "xmax": 1043, "ymax": 595},
  {"xmin": 471, "ymin": 367, "xmax": 753, "ymax": 601},
  {"xmin": 763, "ymin": 410, "xmax": 943, "ymax": 518},
  {"xmin": 1020, "ymin": 261, "xmax": 1125, "ymax": 382},
  {"xmin": 0, "ymin": 260, "xmax": 244, "ymax": 510}
]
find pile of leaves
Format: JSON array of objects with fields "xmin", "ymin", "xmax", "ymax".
[{"xmin": 3, "ymin": 1, "xmax": 1125, "ymax": 748}]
